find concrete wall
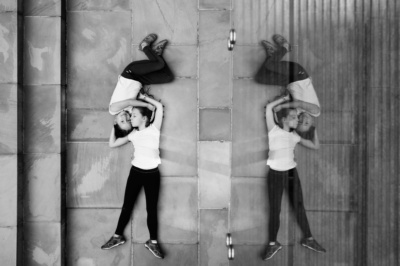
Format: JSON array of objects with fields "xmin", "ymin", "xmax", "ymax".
[
  {"xmin": 0, "ymin": 0, "xmax": 399, "ymax": 265},
  {"xmin": 0, "ymin": 1, "xmax": 22, "ymax": 266}
]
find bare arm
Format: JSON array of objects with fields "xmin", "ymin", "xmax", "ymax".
[
  {"xmin": 265, "ymin": 95, "xmax": 290, "ymax": 132},
  {"xmin": 299, "ymin": 129, "xmax": 320, "ymax": 150},
  {"xmin": 109, "ymin": 127, "xmax": 130, "ymax": 148},
  {"xmin": 139, "ymin": 94, "xmax": 163, "ymax": 130},
  {"xmin": 274, "ymin": 100, "xmax": 320, "ymax": 115},
  {"xmin": 110, "ymin": 99, "xmax": 154, "ymax": 113}
]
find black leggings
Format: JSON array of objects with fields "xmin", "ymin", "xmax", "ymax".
[
  {"xmin": 121, "ymin": 45, "xmax": 174, "ymax": 85},
  {"xmin": 115, "ymin": 166, "xmax": 160, "ymax": 240},
  {"xmin": 267, "ymin": 168, "xmax": 312, "ymax": 242},
  {"xmin": 255, "ymin": 46, "xmax": 309, "ymax": 86}
]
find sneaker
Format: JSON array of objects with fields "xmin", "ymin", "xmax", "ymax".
[
  {"xmin": 101, "ymin": 235, "xmax": 126, "ymax": 250},
  {"xmin": 153, "ymin": 39, "xmax": 168, "ymax": 56},
  {"xmin": 139, "ymin": 33, "xmax": 158, "ymax": 51},
  {"xmin": 272, "ymin": 34, "xmax": 292, "ymax": 52},
  {"xmin": 262, "ymin": 242, "xmax": 282, "ymax": 260},
  {"xmin": 301, "ymin": 238, "xmax": 326, "ymax": 253},
  {"xmin": 261, "ymin": 40, "xmax": 276, "ymax": 57},
  {"xmin": 145, "ymin": 240, "xmax": 164, "ymax": 259}
]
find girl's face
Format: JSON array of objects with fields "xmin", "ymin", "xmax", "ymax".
[
  {"xmin": 115, "ymin": 111, "xmax": 132, "ymax": 131},
  {"xmin": 130, "ymin": 108, "xmax": 146, "ymax": 127},
  {"xmin": 283, "ymin": 110, "xmax": 299, "ymax": 129},
  {"xmin": 296, "ymin": 112, "xmax": 314, "ymax": 132}
]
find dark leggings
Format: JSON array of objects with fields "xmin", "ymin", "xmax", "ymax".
[
  {"xmin": 255, "ymin": 46, "xmax": 309, "ymax": 86},
  {"xmin": 121, "ymin": 45, "xmax": 174, "ymax": 85},
  {"xmin": 267, "ymin": 168, "xmax": 312, "ymax": 242},
  {"xmin": 115, "ymin": 166, "xmax": 160, "ymax": 240}
]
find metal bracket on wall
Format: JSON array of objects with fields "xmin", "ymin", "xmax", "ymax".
[
  {"xmin": 226, "ymin": 233, "xmax": 235, "ymax": 260},
  {"xmin": 227, "ymin": 29, "xmax": 236, "ymax": 51}
]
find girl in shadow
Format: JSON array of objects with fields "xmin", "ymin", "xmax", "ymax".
[
  {"xmin": 255, "ymin": 34, "xmax": 320, "ymax": 140},
  {"xmin": 262, "ymin": 88, "xmax": 325, "ymax": 260}
]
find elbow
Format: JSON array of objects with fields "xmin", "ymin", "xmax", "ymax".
[{"xmin": 109, "ymin": 142, "xmax": 116, "ymax": 148}]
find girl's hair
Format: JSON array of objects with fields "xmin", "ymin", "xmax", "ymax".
[
  {"xmin": 275, "ymin": 108, "xmax": 296, "ymax": 129},
  {"xmin": 114, "ymin": 124, "xmax": 133, "ymax": 138},
  {"xmin": 295, "ymin": 126, "xmax": 316, "ymax": 140},
  {"xmin": 132, "ymin": 106, "xmax": 153, "ymax": 127}
]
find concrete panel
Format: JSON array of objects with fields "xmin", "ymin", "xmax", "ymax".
[
  {"xmin": 24, "ymin": 85, "xmax": 61, "ymax": 154},
  {"xmin": 132, "ymin": 243, "xmax": 197, "ymax": 265},
  {"xmin": 293, "ymin": 212, "xmax": 355, "ymax": 266},
  {"xmin": 0, "ymin": 227, "xmax": 17, "ymax": 266},
  {"xmin": 66, "ymin": 143, "xmax": 132, "ymax": 208},
  {"xmin": 199, "ymin": 0, "xmax": 231, "ymax": 10},
  {"xmin": 0, "ymin": 0, "xmax": 17, "ymax": 11},
  {"xmin": 232, "ymin": 79, "xmax": 281, "ymax": 177},
  {"xmin": 67, "ymin": 208, "xmax": 131, "ymax": 265},
  {"xmin": 67, "ymin": 11, "xmax": 131, "ymax": 109},
  {"xmin": 199, "ymin": 11, "xmax": 231, "ymax": 107},
  {"xmin": 67, "ymin": 0, "xmax": 130, "ymax": 11},
  {"xmin": 231, "ymin": 244, "xmax": 291, "ymax": 266},
  {"xmin": 132, "ymin": 177, "xmax": 198, "ymax": 243},
  {"xmin": 132, "ymin": 45, "xmax": 198, "ymax": 79},
  {"xmin": 23, "ymin": 222, "xmax": 61, "ymax": 266},
  {"xmin": 24, "ymin": 0, "xmax": 61, "ymax": 16},
  {"xmin": 24, "ymin": 154, "xmax": 61, "ymax": 222},
  {"xmin": 0, "ymin": 155, "xmax": 17, "ymax": 226},
  {"xmin": 0, "ymin": 84, "xmax": 19, "ymax": 154},
  {"xmin": 296, "ymin": 145, "xmax": 356, "ymax": 212},
  {"xmin": 149, "ymin": 79, "xmax": 197, "ymax": 176},
  {"xmin": 67, "ymin": 109, "xmax": 113, "ymax": 141},
  {"xmin": 24, "ymin": 17, "xmax": 61, "ymax": 85},
  {"xmin": 199, "ymin": 210, "xmax": 228, "ymax": 266},
  {"xmin": 0, "ymin": 13, "xmax": 18, "ymax": 83},
  {"xmin": 199, "ymin": 108, "xmax": 231, "ymax": 141},
  {"xmin": 232, "ymin": 0, "xmax": 291, "ymax": 45},
  {"xmin": 132, "ymin": 0, "xmax": 198, "ymax": 45},
  {"xmin": 231, "ymin": 177, "xmax": 292, "ymax": 245},
  {"xmin": 199, "ymin": 141, "xmax": 230, "ymax": 209}
]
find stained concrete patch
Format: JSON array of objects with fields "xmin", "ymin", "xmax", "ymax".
[
  {"xmin": 0, "ymin": 155, "xmax": 17, "ymax": 226},
  {"xmin": 199, "ymin": 108, "xmax": 231, "ymax": 141},
  {"xmin": 0, "ymin": 84, "xmax": 18, "ymax": 154},
  {"xmin": 0, "ymin": 13, "xmax": 18, "ymax": 83}
]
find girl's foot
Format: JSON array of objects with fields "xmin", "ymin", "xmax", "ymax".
[
  {"xmin": 139, "ymin": 33, "xmax": 158, "ymax": 51},
  {"xmin": 272, "ymin": 34, "xmax": 292, "ymax": 52},
  {"xmin": 153, "ymin": 39, "xmax": 168, "ymax": 56},
  {"xmin": 101, "ymin": 235, "xmax": 126, "ymax": 250},
  {"xmin": 261, "ymin": 40, "xmax": 275, "ymax": 57}
]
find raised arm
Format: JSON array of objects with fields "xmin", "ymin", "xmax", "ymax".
[
  {"xmin": 299, "ymin": 129, "xmax": 320, "ymax": 150},
  {"xmin": 274, "ymin": 100, "xmax": 320, "ymax": 116},
  {"xmin": 109, "ymin": 127, "xmax": 130, "ymax": 148},
  {"xmin": 110, "ymin": 98, "xmax": 154, "ymax": 114},
  {"xmin": 139, "ymin": 93, "xmax": 163, "ymax": 130},
  {"xmin": 265, "ymin": 95, "xmax": 290, "ymax": 132}
]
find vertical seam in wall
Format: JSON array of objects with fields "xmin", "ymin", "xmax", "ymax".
[{"xmin": 197, "ymin": 1, "xmax": 200, "ymax": 265}]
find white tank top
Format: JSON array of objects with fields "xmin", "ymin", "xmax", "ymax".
[
  {"xmin": 128, "ymin": 124, "xmax": 161, "ymax": 169},
  {"xmin": 267, "ymin": 125, "xmax": 300, "ymax": 171},
  {"xmin": 287, "ymin": 78, "xmax": 321, "ymax": 117},
  {"xmin": 109, "ymin": 75, "xmax": 142, "ymax": 115}
]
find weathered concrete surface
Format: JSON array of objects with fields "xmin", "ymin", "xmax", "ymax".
[
  {"xmin": 0, "ymin": 12, "xmax": 18, "ymax": 83},
  {"xmin": 0, "ymin": 155, "xmax": 17, "ymax": 226},
  {"xmin": 23, "ymin": 85, "xmax": 61, "ymax": 154},
  {"xmin": 24, "ymin": 17, "xmax": 61, "ymax": 85},
  {"xmin": 23, "ymin": 222, "xmax": 61, "ymax": 266},
  {"xmin": 24, "ymin": 0, "xmax": 61, "ymax": 16},
  {"xmin": 24, "ymin": 154, "xmax": 61, "ymax": 222},
  {"xmin": 0, "ymin": 84, "xmax": 19, "ymax": 154},
  {"xmin": 67, "ymin": 208, "xmax": 131, "ymax": 266},
  {"xmin": 199, "ymin": 141, "xmax": 231, "ymax": 209},
  {"xmin": 199, "ymin": 108, "xmax": 231, "ymax": 141},
  {"xmin": 199, "ymin": 209, "xmax": 228, "ymax": 266}
]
